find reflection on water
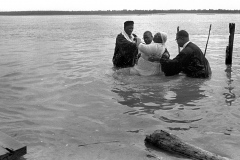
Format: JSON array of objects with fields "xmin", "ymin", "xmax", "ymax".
[
  {"xmin": 112, "ymin": 72, "xmax": 209, "ymax": 117},
  {"xmin": 1, "ymin": 14, "xmax": 240, "ymax": 160},
  {"xmin": 224, "ymin": 65, "xmax": 236, "ymax": 105},
  {"xmin": 163, "ymin": 78, "xmax": 208, "ymax": 108}
]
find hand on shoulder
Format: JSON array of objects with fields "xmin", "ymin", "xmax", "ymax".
[
  {"xmin": 148, "ymin": 56, "xmax": 160, "ymax": 62},
  {"xmin": 162, "ymin": 49, "xmax": 170, "ymax": 59},
  {"xmin": 136, "ymin": 37, "xmax": 142, "ymax": 46}
]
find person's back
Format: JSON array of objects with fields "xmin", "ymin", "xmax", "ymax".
[
  {"xmin": 180, "ymin": 42, "xmax": 211, "ymax": 78},
  {"xmin": 138, "ymin": 42, "xmax": 165, "ymax": 61}
]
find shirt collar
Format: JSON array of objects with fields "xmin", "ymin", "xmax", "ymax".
[
  {"xmin": 182, "ymin": 41, "xmax": 190, "ymax": 50},
  {"xmin": 122, "ymin": 30, "xmax": 134, "ymax": 42}
]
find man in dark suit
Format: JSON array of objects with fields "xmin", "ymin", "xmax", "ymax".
[
  {"xmin": 112, "ymin": 21, "xmax": 138, "ymax": 68},
  {"xmin": 160, "ymin": 30, "xmax": 211, "ymax": 78}
]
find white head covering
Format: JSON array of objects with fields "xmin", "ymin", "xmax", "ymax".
[
  {"xmin": 160, "ymin": 32, "xmax": 167, "ymax": 44},
  {"xmin": 153, "ymin": 32, "xmax": 167, "ymax": 44}
]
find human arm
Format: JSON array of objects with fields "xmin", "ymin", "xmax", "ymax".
[
  {"xmin": 135, "ymin": 37, "xmax": 142, "ymax": 47},
  {"xmin": 113, "ymin": 34, "xmax": 138, "ymax": 68},
  {"xmin": 117, "ymin": 34, "xmax": 137, "ymax": 51},
  {"xmin": 160, "ymin": 51, "xmax": 189, "ymax": 76},
  {"xmin": 161, "ymin": 49, "xmax": 170, "ymax": 59},
  {"xmin": 115, "ymin": 33, "xmax": 138, "ymax": 60},
  {"xmin": 138, "ymin": 43, "xmax": 153, "ymax": 57},
  {"xmin": 133, "ymin": 33, "xmax": 137, "ymax": 42},
  {"xmin": 148, "ymin": 48, "xmax": 170, "ymax": 62}
]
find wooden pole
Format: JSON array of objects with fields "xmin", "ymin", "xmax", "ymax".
[
  {"xmin": 204, "ymin": 24, "xmax": 212, "ymax": 57},
  {"xmin": 177, "ymin": 26, "xmax": 180, "ymax": 53},
  {"xmin": 225, "ymin": 23, "xmax": 235, "ymax": 65}
]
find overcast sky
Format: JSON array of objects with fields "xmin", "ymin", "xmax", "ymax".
[{"xmin": 1, "ymin": 0, "xmax": 239, "ymax": 11}]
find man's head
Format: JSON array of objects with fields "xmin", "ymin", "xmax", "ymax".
[
  {"xmin": 176, "ymin": 30, "xmax": 189, "ymax": 47},
  {"xmin": 143, "ymin": 31, "xmax": 153, "ymax": 44},
  {"xmin": 124, "ymin": 21, "xmax": 134, "ymax": 36}
]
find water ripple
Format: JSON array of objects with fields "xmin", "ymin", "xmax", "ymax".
[{"xmin": 158, "ymin": 116, "xmax": 203, "ymax": 123}]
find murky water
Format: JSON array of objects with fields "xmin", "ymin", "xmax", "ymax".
[{"xmin": 0, "ymin": 14, "xmax": 240, "ymax": 160}]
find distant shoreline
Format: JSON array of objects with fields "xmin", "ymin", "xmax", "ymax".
[{"xmin": 0, "ymin": 9, "xmax": 240, "ymax": 16}]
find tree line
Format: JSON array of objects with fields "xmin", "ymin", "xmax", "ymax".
[{"xmin": 0, "ymin": 9, "xmax": 240, "ymax": 16}]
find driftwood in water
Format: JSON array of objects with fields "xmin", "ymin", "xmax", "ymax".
[{"xmin": 145, "ymin": 130, "xmax": 230, "ymax": 160}]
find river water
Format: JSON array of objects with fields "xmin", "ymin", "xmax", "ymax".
[{"xmin": 0, "ymin": 14, "xmax": 240, "ymax": 160}]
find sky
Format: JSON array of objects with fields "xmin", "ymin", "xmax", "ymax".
[{"xmin": 1, "ymin": 0, "xmax": 240, "ymax": 11}]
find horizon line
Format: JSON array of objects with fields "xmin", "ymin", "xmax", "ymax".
[{"xmin": 1, "ymin": 9, "xmax": 240, "ymax": 12}]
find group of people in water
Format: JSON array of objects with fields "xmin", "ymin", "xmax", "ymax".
[{"xmin": 112, "ymin": 20, "xmax": 212, "ymax": 78}]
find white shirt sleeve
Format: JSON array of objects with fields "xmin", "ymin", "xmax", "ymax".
[{"xmin": 138, "ymin": 43, "xmax": 154, "ymax": 56}]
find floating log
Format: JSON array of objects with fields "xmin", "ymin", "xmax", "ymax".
[
  {"xmin": 145, "ymin": 130, "xmax": 230, "ymax": 160},
  {"xmin": 0, "ymin": 131, "xmax": 27, "ymax": 160},
  {"xmin": 225, "ymin": 23, "xmax": 235, "ymax": 65}
]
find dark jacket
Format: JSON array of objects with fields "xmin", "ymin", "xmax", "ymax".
[
  {"xmin": 160, "ymin": 42, "xmax": 211, "ymax": 78},
  {"xmin": 112, "ymin": 33, "xmax": 138, "ymax": 68}
]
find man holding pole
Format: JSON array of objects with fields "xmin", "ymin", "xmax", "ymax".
[{"xmin": 159, "ymin": 30, "xmax": 212, "ymax": 78}]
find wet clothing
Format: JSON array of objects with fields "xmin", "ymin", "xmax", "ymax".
[
  {"xmin": 131, "ymin": 42, "xmax": 165, "ymax": 76},
  {"xmin": 113, "ymin": 32, "xmax": 138, "ymax": 68},
  {"xmin": 160, "ymin": 42, "xmax": 211, "ymax": 78}
]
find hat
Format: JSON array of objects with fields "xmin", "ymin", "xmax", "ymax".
[
  {"xmin": 124, "ymin": 21, "xmax": 134, "ymax": 27},
  {"xmin": 177, "ymin": 30, "xmax": 189, "ymax": 38}
]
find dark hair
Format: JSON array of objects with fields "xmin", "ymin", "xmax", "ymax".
[
  {"xmin": 143, "ymin": 31, "xmax": 153, "ymax": 37},
  {"xmin": 124, "ymin": 21, "xmax": 134, "ymax": 28},
  {"xmin": 177, "ymin": 30, "xmax": 189, "ymax": 38}
]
